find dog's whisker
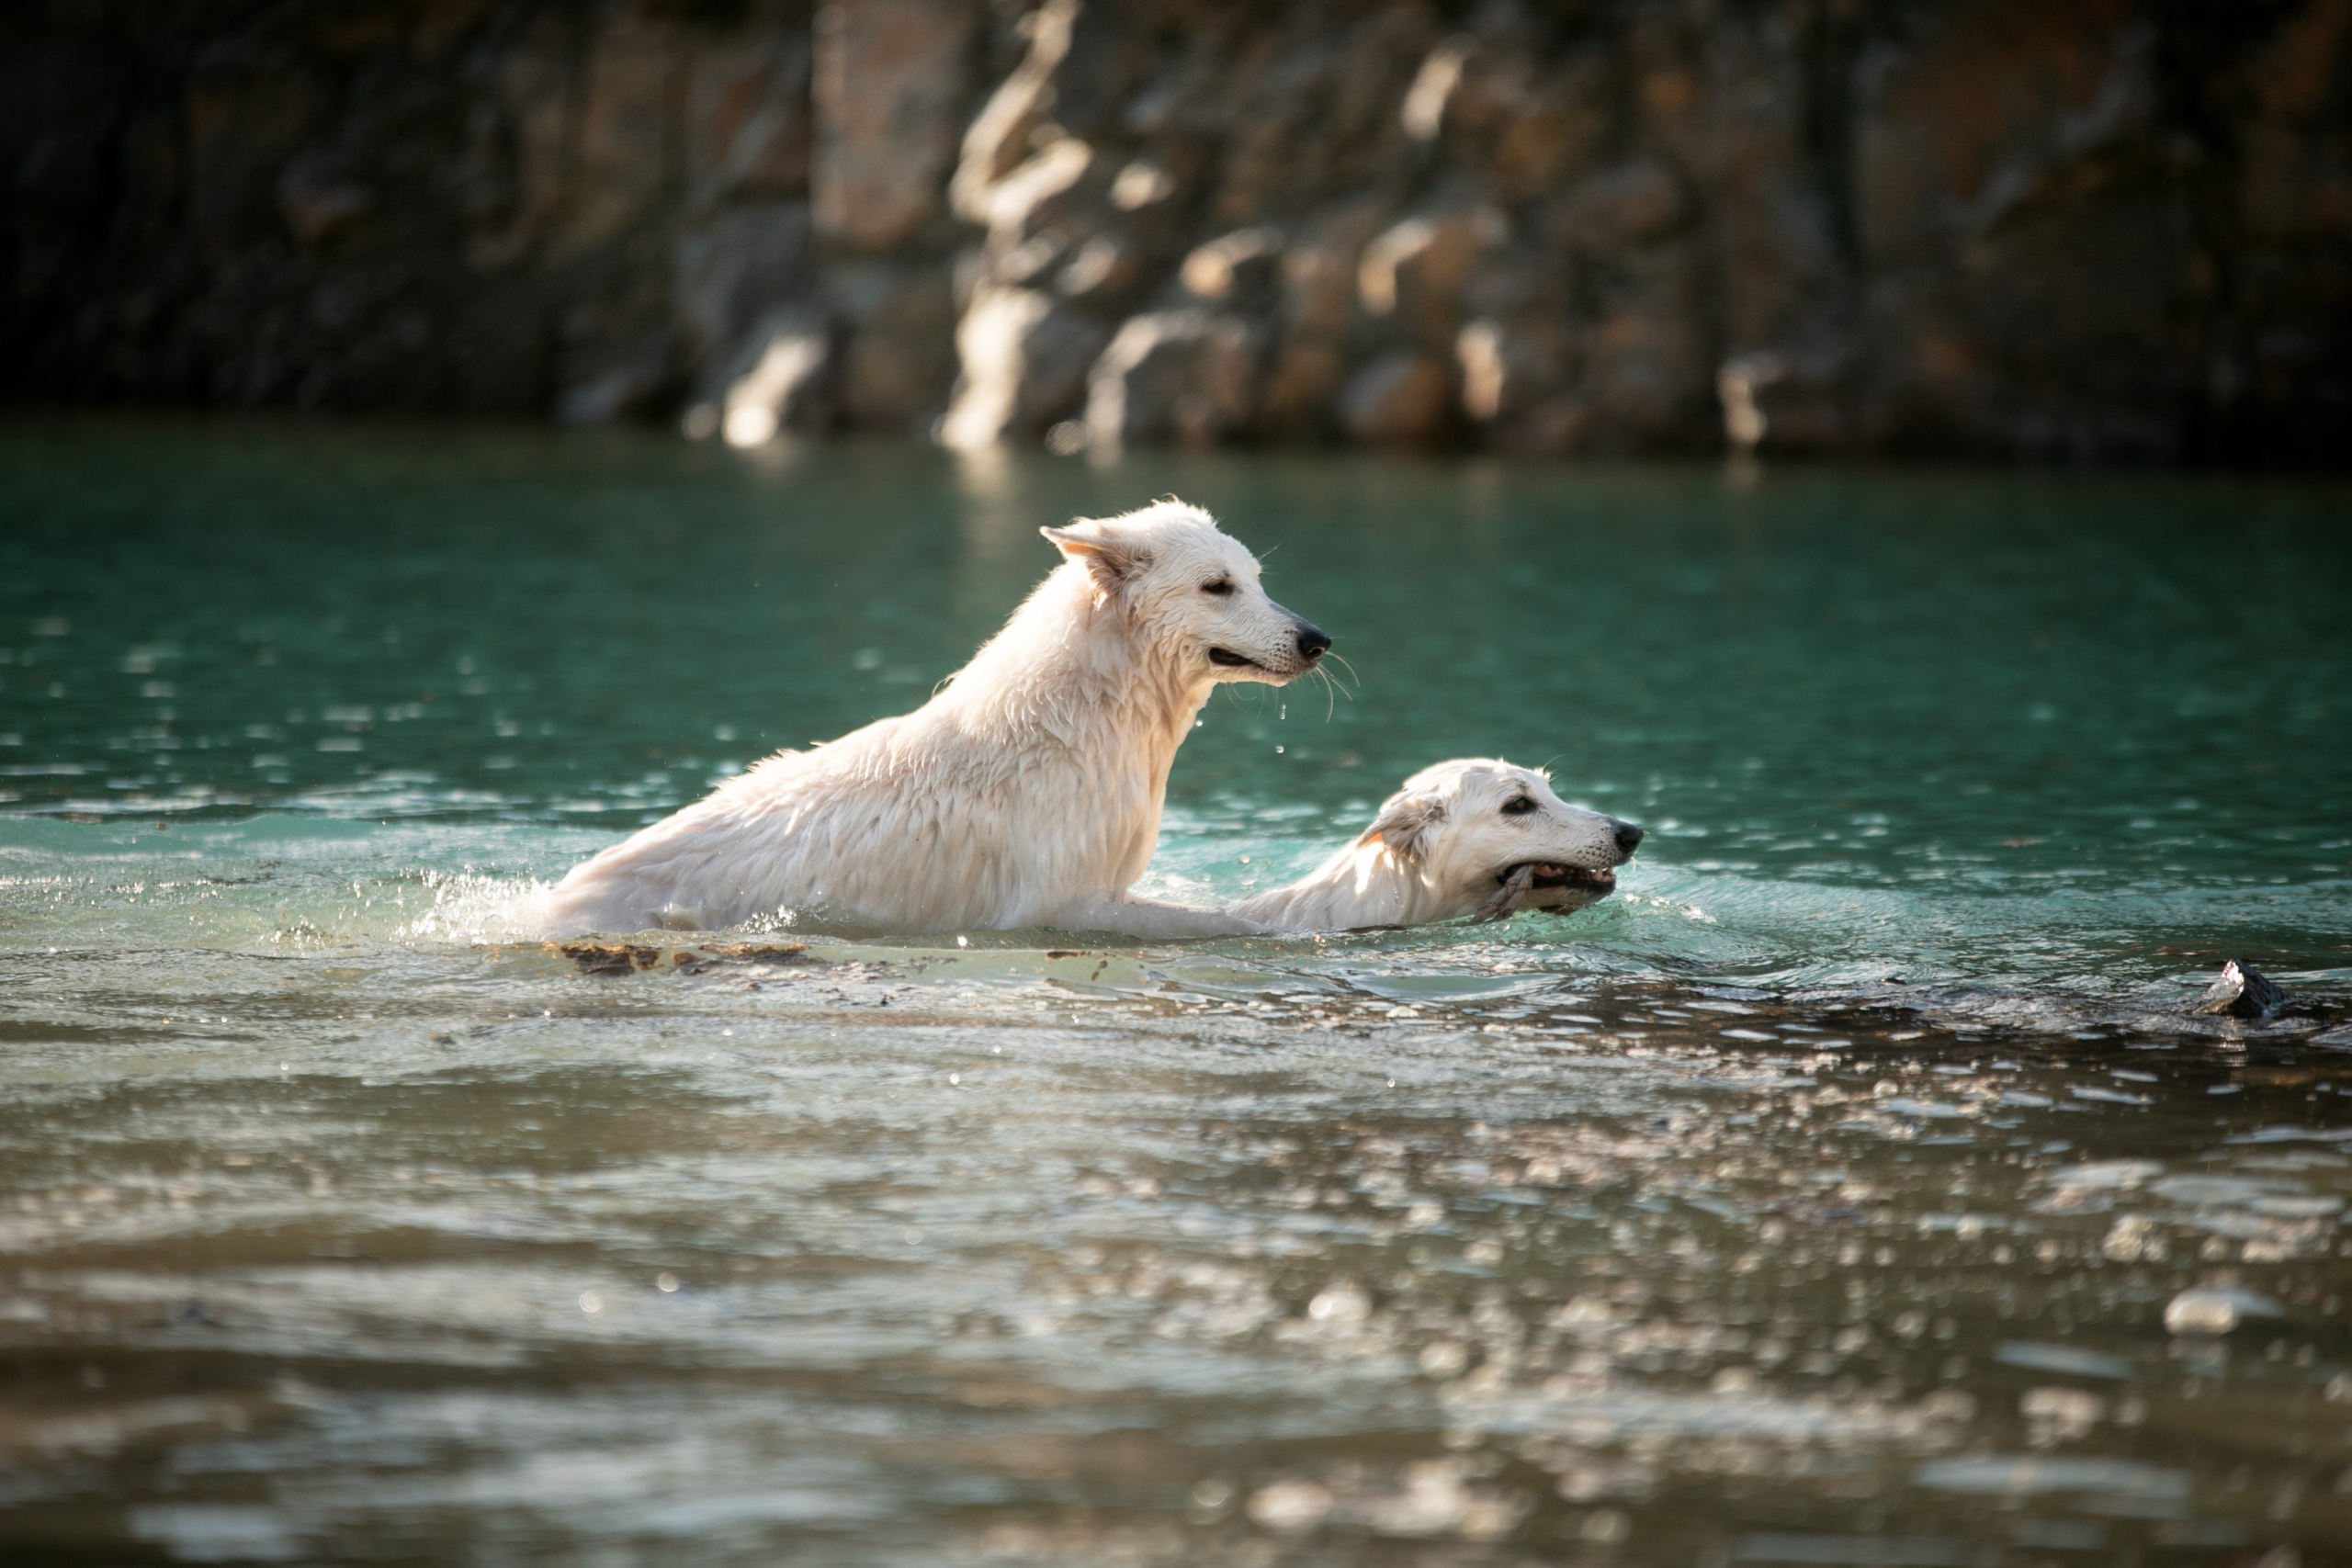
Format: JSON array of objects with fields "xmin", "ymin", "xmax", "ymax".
[
  {"xmin": 1298, "ymin": 664, "xmax": 1336, "ymax": 722},
  {"xmin": 1311, "ymin": 663, "xmax": 1351, "ymax": 717}
]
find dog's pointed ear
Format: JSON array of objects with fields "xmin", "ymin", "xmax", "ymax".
[
  {"xmin": 1042, "ymin": 525, "xmax": 1148, "ymax": 596},
  {"xmin": 1358, "ymin": 792, "xmax": 1444, "ymax": 864}
]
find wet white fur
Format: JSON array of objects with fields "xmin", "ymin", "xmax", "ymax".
[
  {"xmin": 536, "ymin": 502, "xmax": 1319, "ymax": 937},
  {"xmin": 1224, "ymin": 759, "xmax": 1635, "ymax": 931}
]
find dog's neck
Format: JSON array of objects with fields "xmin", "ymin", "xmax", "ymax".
[
  {"xmin": 945, "ymin": 568, "xmax": 1212, "ymax": 767},
  {"xmin": 1226, "ymin": 840, "xmax": 1442, "ymax": 931}
]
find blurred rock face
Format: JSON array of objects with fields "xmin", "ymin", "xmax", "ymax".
[{"xmin": 2, "ymin": 0, "xmax": 2346, "ymax": 462}]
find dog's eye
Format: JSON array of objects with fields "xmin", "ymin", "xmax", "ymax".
[
  {"xmin": 1500, "ymin": 795, "xmax": 1536, "ymax": 816},
  {"xmin": 1202, "ymin": 579, "xmax": 1234, "ymax": 596}
]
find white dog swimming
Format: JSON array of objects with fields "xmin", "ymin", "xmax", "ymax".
[
  {"xmin": 537, "ymin": 501, "xmax": 1328, "ymax": 937},
  {"xmin": 1223, "ymin": 759, "xmax": 1642, "ymax": 931}
]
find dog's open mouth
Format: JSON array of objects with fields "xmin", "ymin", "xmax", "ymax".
[
  {"xmin": 1503, "ymin": 862, "xmax": 1616, "ymax": 891},
  {"xmin": 1208, "ymin": 648, "xmax": 1265, "ymax": 670}
]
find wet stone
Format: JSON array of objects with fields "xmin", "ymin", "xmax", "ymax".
[
  {"xmin": 549, "ymin": 940, "xmax": 810, "ymax": 976},
  {"xmin": 2193, "ymin": 960, "xmax": 2290, "ymax": 1021}
]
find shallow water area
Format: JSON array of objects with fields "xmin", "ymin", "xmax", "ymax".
[{"xmin": 4, "ymin": 423, "xmax": 2352, "ymax": 1565}]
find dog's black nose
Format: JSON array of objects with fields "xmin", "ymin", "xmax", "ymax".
[
  {"xmin": 1612, "ymin": 821, "xmax": 1645, "ymax": 855},
  {"xmin": 1295, "ymin": 624, "xmax": 1331, "ymax": 660}
]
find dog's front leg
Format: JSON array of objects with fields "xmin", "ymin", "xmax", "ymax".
[{"xmin": 1051, "ymin": 894, "xmax": 1271, "ymax": 940}]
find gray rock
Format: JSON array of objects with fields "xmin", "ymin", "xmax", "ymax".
[
  {"xmin": 1457, "ymin": 318, "xmax": 1567, "ymax": 427},
  {"xmin": 950, "ymin": 0, "xmax": 1080, "ymax": 225},
  {"xmin": 1551, "ymin": 162, "xmax": 1690, "ymax": 251},
  {"xmin": 831, "ymin": 261, "xmax": 957, "ymax": 431},
  {"xmin": 940, "ymin": 285, "xmax": 1107, "ymax": 448},
  {"xmin": 683, "ymin": 32, "xmax": 812, "ymax": 213},
  {"xmin": 1340, "ymin": 352, "xmax": 1453, "ymax": 446},
  {"xmin": 558, "ymin": 358, "xmax": 673, "ymax": 428},
  {"xmin": 674, "ymin": 204, "xmax": 817, "ymax": 387},
  {"xmin": 4, "ymin": 0, "xmax": 2347, "ymax": 461},
  {"xmin": 1181, "ymin": 229, "xmax": 1283, "ymax": 310},
  {"xmin": 1357, "ymin": 209, "xmax": 1507, "ymax": 353},
  {"xmin": 711, "ymin": 307, "xmax": 837, "ymax": 445},
  {"xmin": 811, "ymin": 0, "xmax": 981, "ymax": 254},
  {"xmin": 277, "ymin": 156, "xmax": 374, "ymax": 250},
  {"xmin": 2193, "ymin": 961, "xmax": 2290, "ymax": 1021},
  {"xmin": 1084, "ymin": 309, "xmax": 1259, "ymax": 449}
]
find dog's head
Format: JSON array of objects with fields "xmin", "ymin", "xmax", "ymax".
[
  {"xmin": 1042, "ymin": 501, "xmax": 1329, "ymax": 684},
  {"xmin": 1358, "ymin": 759, "xmax": 1642, "ymax": 917}
]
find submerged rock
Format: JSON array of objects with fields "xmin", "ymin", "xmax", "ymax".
[
  {"xmin": 2193, "ymin": 960, "xmax": 2289, "ymax": 1021},
  {"xmin": 549, "ymin": 941, "xmax": 810, "ymax": 976},
  {"xmin": 551, "ymin": 942, "xmax": 677, "ymax": 976}
]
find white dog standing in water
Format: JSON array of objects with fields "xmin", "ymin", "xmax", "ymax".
[
  {"xmin": 537, "ymin": 501, "xmax": 1328, "ymax": 937},
  {"xmin": 1224, "ymin": 759, "xmax": 1643, "ymax": 931}
]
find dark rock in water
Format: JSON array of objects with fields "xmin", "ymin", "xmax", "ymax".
[
  {"xmin": 682, "ymin": 942, "xmax": 811, "ymax": 972},
  {"xmin": 550, "ymin": 940, "xmax": 809, "ymax": 976},
  {"xmin": 2194, "ymin": 960, "xmax": 2288, "ymax": 1020},
  {"xmin": 552, "ymin": 942, "xmax": 674, "ymax": 976}
]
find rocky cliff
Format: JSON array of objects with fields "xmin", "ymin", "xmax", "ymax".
[{"xmin": 6, "ymin": 0, "xmax": 2347, "ymax": 462}]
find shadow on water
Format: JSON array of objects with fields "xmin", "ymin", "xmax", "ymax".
[{"xmin": 2, "ymin": 422, "xmax": 2350, "ymax": 1564}]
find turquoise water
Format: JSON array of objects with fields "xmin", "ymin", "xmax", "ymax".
[
  {"xmin": 6, "ymin": 425, "xmax": 2346, "ymax": 1003},
  {"xmin": 3, "ymin": 423, "xmax": 2350, "ymax": 1565}
]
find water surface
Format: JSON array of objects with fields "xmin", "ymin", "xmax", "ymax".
[{"xmin": 3, "ymin": 423, "xmax": 2350, "ymax": 1565}]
